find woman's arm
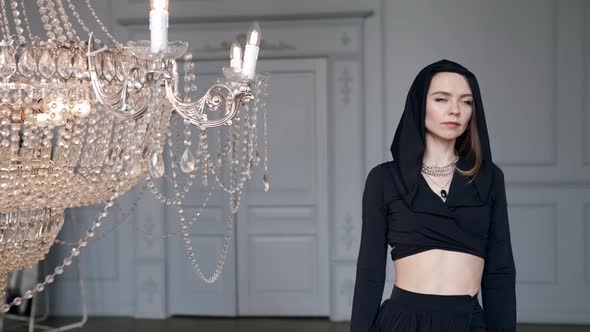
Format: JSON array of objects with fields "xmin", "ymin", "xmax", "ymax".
[
  {"xmin": 350, "ymin": 164, "xmax": 388, "ymax": 332},
  {"xmin": 481, "ymin": 166, "xmax": 517, "ymax": 331}
]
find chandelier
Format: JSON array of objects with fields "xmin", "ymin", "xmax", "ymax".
[{"xmin": 0, "ymin": 0, "xmax": 270, "ymax": 312}]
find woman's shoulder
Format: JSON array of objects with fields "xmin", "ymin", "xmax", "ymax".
[
  {"xmin": 365, "ymin": 161, "xmax": 400, "ymax": 201},
  {"xmin": 366, "ymin": 160, "xmax": 398, "ymax": 182}
]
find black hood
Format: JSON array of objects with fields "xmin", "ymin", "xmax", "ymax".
[{"xmin": 389, "ymin": 59, "xmax": 495, "ymax": 210}]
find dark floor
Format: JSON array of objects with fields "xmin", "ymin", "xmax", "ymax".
[{"xmin": 2, "ymin": 317, "xmax": 590, "ymax": 331}]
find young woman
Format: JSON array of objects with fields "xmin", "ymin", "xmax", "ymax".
[{"xmin": 350, "ymin": 59, "xmax": 516, "ymax": 332}]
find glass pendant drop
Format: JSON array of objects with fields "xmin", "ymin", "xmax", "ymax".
[
  {"xmin": 38, "ymin": 48, "xmax": 56, "ymax": 78},
  {"xmin": 263, "ymin": 172, "xmax": 270, "ymax": 192},
  {"xmin": 0, "ymin": 47, "xmax": 16, "ymax": 79},
  {"xmin": 149, "ymin": 150, "xmax": 164, "ymax": 178},
  {"xmin": 180, "ymin": 147, "xmax": 195, "ymax": 173},
  {"xmin": 18, "ymin": 48, "xmax": 36, "ymax": 78}
]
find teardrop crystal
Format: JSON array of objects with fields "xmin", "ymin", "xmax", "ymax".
[
  {"xmin": 94, "ymin": 54, "xmax": 103, "ymax": 78},
  {"xmin": 38, "ymin": 48, "xmax": 56, "ymax": 78},
  {"xmin": 18, "ymin": 48, "xmax": 36, "ymax": 78},
  {"xmin": 0, "ymin": 47, "xmax": 16, "ymax": 79},
  {"xmin": 74, "ymin": 53, "xmax": 87, "ymax": 79},
  {"xmin": 148, "ymin": 150, "xmax": 164, "ymax": 178},
  {"xmin": 57, "ymin": 51, "xmax": 73, "ymax": 78},
  {"xmin": 115, "ymin": 56, "xmax": 126, "ymax": 81},
  {"xmin": 263, "ymin": 172, "xmax": 270, "ymax": 192},
  {"xmin": 103, "ymin": 54, "xmax": 115, "ymax": 81},
  {"xmin": 180, "ymin": 147, "xmax": 195, "ymax": 173}
]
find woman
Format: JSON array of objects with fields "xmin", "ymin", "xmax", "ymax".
[{"xmin": 350, "ymin": 59, "xmax": 516, "ymax": 332}]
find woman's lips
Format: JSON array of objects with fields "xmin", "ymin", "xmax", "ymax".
[{"xmin": 443, "ymin": 122, "xmax": 460, "ymax": 128}]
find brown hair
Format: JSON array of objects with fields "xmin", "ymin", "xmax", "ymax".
[{"xmin": 455, "ymin": 105, "xmax": 482, "ymax": 182}]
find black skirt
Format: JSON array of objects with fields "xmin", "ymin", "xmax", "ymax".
[{"xmin": 373, "ymin": 285, "xmax": 486, "ymax": 332}]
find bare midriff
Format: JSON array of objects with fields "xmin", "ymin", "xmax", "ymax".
[{"xmin": 393, "ymin": 249, "xmax": 484, "ymax": 297}]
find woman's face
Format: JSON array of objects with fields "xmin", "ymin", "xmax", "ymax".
[{"xmin": 425, "ymin": 72, "xmax": 474, "ymax": 142}]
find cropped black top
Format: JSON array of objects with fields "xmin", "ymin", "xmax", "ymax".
[
  {"xmin": 388, "ymin": 156, "xmax": 491, "ymax": 262},
  {"xmin": 350, "ymin": 60, "xmax": 516, "ymax": 332}
]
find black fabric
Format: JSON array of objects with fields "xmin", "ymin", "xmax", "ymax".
[
  {"xmin": 350, "ymin": 59, "xmax": 516, "ymax": 332},
  {"xmin": 374, "ymin": 285, "xmax": 486, "ymax": 332}
]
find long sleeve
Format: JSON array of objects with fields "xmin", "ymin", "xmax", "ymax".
[
  {"xmin": 481, "ymin": 167, "xmax": 517, "ymax": 331},
  {"xmin": 350, "ymin": 165, "xmax": 388, "ymax": 332}
]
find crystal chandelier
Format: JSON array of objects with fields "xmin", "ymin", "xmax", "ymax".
[{"xmin": 0, "ymin": 0, "xmax": 270, "ymax": 312}]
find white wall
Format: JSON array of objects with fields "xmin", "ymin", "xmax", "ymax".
[{"xmin": 38, "ymin": 0, "xmax": 590, "ymax": 325}]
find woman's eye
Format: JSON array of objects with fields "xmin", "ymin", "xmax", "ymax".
[
  {"xmin": 463, "ymin": 100, "xmax": 473, "ymax": 105},
  {"xmin": 435, "ymin": 98, "xmax": 446, "ymax": 102}
]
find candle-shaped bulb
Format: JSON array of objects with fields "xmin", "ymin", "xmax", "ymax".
[
  {"xmin": 230, "ymin": 40, "xmax": 243, "ymax": 70},
  {"xmin": 150, "ymin": 0, "xmax": 168, "ymax": 11},
  {"xmin": 149, "ymin": 0, "xmax": 169, "ymax": 54},
  {"xmin": 242, "ymin": 22, "xmax": 261, "ymax": 80},
  {"xmin": 246, "ymin": 22, "xmax": 261, "ymax": 47}
]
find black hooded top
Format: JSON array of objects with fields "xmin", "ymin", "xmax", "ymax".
[{"xmin": 350, "ymin": 59, "xmax": 516, "ymax": 331}]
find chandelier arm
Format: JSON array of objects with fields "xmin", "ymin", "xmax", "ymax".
[
  {"xmin": 164, "ymin": 79, "xmax": 253, "ymax": 128},
  {"xmin": 87, "ymin": 33, "xmax": 149, "ymax": 120}
]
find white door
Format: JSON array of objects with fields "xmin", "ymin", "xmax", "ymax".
[
  {"xmin": 236, "ymin": 58, "xmax": 330, "ymax": 316},
  {"xmin": 167, "ymin": 58, "xmax": 330, "ymax": 316}
]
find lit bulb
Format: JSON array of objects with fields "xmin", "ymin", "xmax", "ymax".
[
  {"xmin": 246, "ymin": 22, "xmax": 261, "ymax": 47},
  {"xmin": 230, "ymin": 40, "xmax": 243, "ymax": 70},
  {"xmin": 150, "ymin": 0, "xmax": 168, "ymax": 11},
  {"xmin": 242, "ymin": 22, "xmax": 262, "ymax": 80},
  {"xmin": 71, "ymin": 100, "xmax": 91, "ymax": 117}
]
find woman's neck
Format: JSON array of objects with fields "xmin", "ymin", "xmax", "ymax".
[{"xmin": 423, "ymin": 133, "xmax": 457, "ymax": 166}]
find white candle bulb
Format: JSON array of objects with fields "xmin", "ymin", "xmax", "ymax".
[
  {"xmin": 149, "ymin": 0, "xmax": 169, "ymax": 55},
  {"xmin": 241, "ymin": 22, "xmax": 261, "ymax": 80},
  {"xmin": 246, "ymin": 22, "xmax": 261, "ymax": 47},
  {"xmin": 150, "ymin": 0, "xmax": 168, "ymax": 10},
  {"xmin": 230, "ymin": 40, "xmax": 243, "ymax": 70}
]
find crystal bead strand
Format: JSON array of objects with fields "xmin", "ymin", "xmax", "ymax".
[
  {"xmin": 198, "ymin": 127, "xmax": 208, "ymax": 187},
  {"xmin": 9, "ymin": 0, "xmax": 26, "ymax": 45},
  {"xmin": 176, "ymin": 194, "xmax": 235, "ymax": 283},
  {"xmin": 0, "ymin": 0, "xmax": 13, "ymax": 42},
  {"xmin": 182, "ymin": 52, "xmax": 197, "ymax": 102},
  {"xmin": 64, "ymin": 0, "xmax": 101, "ymax": 45},
  {"xmin": 259, "ymin": 76, "xmax": 270, "ymax": 191},
  {"xmin": 54, "ymin": 116, "xmax": 73, "ymax": 166},
  {"xmin": 54, "ymin": 0, "xmax": 75, "ymax": 42},
  {"xmin": 37, "ymin": 0, "xmax": 54, "ymax": 40},
  {"xmin": 82, "ymin": 0, "xmax": 122, "ymax": 48},
  {"xmin": 68, "ymin": 111, "xmax": 86, "ymax": 165},
  {"xmin": 43, "ymin": 0, "xmax": 65, "ymax": 44},
  {"xmin": 0, "ymin": 3, "xmax": 8, "ymax": 40},
  {"xmin": 19, "ymin": 0, "xmax": 33, "ymax": 40}
]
